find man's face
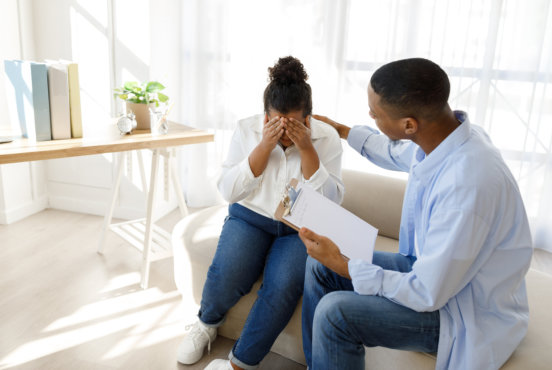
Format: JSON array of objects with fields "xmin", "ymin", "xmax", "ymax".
[
  {"xmin": 367, "ymin": 85, "xmax": 404, "ymax": 141},
  {"xmin": 267, "ymin": 109, "xmax": 306, "ymax": 148}
]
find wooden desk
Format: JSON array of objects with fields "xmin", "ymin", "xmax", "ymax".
[
  {"xmin": 0, "ymin": 122, "xmax": 213, "ymax": 164},
  {"xmin": 0, "ymin": 122, "xmax": 214, "ymax": 288}
]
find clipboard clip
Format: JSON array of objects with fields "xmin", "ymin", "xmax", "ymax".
[{"xmin": 281, "ymin": 182, "xmax": 301, "ymax": 217}]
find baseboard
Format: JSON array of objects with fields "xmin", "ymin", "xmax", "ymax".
[{"xmin": 0, "ymin": 195, "xmax": 48, "ymax": 224}]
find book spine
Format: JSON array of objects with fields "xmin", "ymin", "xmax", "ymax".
[
  {"xmin": 47, "ymin": 64, "xmax": 71, "ymax": 140},
  {"xmin": 3, "ymin": 60, "xmax": 36, "ymax": 139},
  {"xmin": 30, "ymin": 63, "xmax": 52, "ymax": 141},
  {"xmin": 67, "ymin": 63, "xmax": 83, "ymax": 138}
]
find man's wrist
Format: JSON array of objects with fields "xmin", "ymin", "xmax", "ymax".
[
  {"xmin": 334, "ymin": 256, "xmax": 351, "ymax": 279},
  {"xmin": 339, "ymin": 125, "xmax": 351, "ymax": 140}
]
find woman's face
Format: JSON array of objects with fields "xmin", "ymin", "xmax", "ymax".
[{"xmin": 267, "ymin": 109, "xmax": 306, "ymax": 147}]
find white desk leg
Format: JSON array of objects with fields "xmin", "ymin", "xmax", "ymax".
[
  {"xmin": 137, "ymin": 150, "xmax": 148, "ymax": 193},
  {"xmin": 141, "ymin": 148, "xmax": 160, "ymax": 289},
  {"xmin": 170, "ymin": 148, "xmax": 189, "ymax": 218},
  {"xmin": 98, "ymin": 152, "xmax": 126, "ymax": 254}
]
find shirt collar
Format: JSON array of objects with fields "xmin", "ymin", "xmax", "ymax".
[
  {"xmin": 411, "ymin": 110, "xmax": 471, "ymax": 178},
  {"xmin": 252, "ymin": 114, "xmax": 324, "ymax": 139}
]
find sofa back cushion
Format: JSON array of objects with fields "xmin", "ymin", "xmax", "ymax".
[{"xmin": 341, "ymin": 169, "xmax": 406, "ymax": 240}]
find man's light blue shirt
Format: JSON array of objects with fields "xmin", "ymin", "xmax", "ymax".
[{"xmin": 346, "ymin": 111, "xmax": 533, "ymax": 370}]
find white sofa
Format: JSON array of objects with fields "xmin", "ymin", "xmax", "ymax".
[{"xmin": 172, "ymin": 169, "xmax": 552, "ymax": 369}]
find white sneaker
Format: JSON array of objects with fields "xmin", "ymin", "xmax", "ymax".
[
  {"xmin": 204, "ymin": 359, "xmax": 233, "ymax": 370},
  {"xmin": 177, "ymin": 320, "xmax": 217, "ymax": 365}
]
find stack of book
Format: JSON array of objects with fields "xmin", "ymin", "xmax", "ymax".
[{"xmin": 3, "ymin": 60, "xmax": 82, "ymax": 141}]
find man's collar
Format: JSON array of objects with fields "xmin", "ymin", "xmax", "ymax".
[{"xmin": 411, "ymin": 110, "xmax": 471, "ymax": 178}]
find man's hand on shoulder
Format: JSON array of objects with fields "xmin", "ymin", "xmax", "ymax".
[{"xmin": 312, "ymin": 114, "xmax": 351, "ymax": 140}]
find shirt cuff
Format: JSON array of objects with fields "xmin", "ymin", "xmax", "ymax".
[
  {"xmin": 239, "ymin": 157, "xmax": 262, "ymax": 188},
  {"xmin": 348, "ymin": 259, "xmax": 383, "ymax": 295},
  {"xmin": 347, "ymin": 125, "xmax": 380, "ymax": 153},
  {"xmin": 302, "ymin": 162, "xmax": 329, "ymax": 190}
]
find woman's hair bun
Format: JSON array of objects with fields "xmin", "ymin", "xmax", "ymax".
[{"xmin": 268, "ymin": 56, "xmax": 308, "ymax": 84}]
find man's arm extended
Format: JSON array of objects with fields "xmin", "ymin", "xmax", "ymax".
[{"xmin": 312, "ymin": 114, "xmax": 351, "ymax": 140}]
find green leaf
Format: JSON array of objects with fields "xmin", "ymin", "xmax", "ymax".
[
  {"xmin": 157, "ymin": 93, "xmax": 169, "ymax": 103},
  {"xmin": 115, "ymin": 80, "xmax": 169, "ymax": 104},
  {"xmin": 123, "ymin": 81, "xmax": 139, "ymax": 91},
  {"xmin": 146, "ymin": 81, "xmax": 165, "ymax": 93}
]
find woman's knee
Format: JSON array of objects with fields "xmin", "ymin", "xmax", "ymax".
[{"xmin": 260, "ymin": 272, "xmax": 304, "ymax": 305}]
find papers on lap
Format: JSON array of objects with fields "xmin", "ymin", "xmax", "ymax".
[{"xmin": 275, "ymin": 182, "xmax": 378, "ymax": 263}]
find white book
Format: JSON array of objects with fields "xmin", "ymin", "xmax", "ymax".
[{"xmin": 46, "ymin": 62, "xmax": 71, "ymax": 140}]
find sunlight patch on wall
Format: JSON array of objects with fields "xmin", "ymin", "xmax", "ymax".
[
  {"xmin": 115, "ymin": 0, "xmax": 150, "ymax": 66},
  {"xmin": 70, "ymin": 3, "xmax": 112, "ymax": 129}
]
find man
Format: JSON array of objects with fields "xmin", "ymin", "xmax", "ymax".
[{"xmin": 300, "ymin": 58, "xmax": 533, "ymax": 370}]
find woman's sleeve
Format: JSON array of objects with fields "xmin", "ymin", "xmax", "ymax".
[
  {"xmin": 217, "ymin": 124, "xmax": 262, "ymax": 203},
  {"xmin": 302, "ymin": 129, "xmax": 345, "ymax": 204}
]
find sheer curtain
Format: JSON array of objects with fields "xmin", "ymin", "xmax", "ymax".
[{"xmin": 170, "ymin": 0, "xmax": 552, "ymax": 251}]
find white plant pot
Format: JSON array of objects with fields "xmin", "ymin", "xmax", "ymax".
[{"xmin": 126, "ymin": 102, "xmax": 155, "ymax": 130}]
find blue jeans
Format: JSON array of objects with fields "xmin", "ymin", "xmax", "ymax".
[
  {"xmin": 199, "ymin": 203, "xmax": 307, "ymax": 369},
  {"xmin": 302, "ymin": 252, "xmax": 440, "ymax": 370}
]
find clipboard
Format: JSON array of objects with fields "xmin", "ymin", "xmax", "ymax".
[
  {"xmin": 274, "ymin": 178, "xmax": 301, "ymax": 231},
  {"xmin": 275, "ymin": 179, "xmax": 378, "ymax": 263}
]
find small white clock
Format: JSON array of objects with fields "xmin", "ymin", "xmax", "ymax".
[{"xmin": 117, "ymin": 113, "xmax": 137, "ymax": 134}]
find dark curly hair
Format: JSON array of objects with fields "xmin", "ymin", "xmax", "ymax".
[
  {"xmin": 263, "ymin": 56, "xmax": 312, "ymax": 117},
  {"xmin": 370, "ymin": 58, "xmax": 450, "ymax": 121}
]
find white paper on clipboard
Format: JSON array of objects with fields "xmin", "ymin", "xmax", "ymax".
[{"xmin": 281, "ymin": 183, "xmax": 378, "ymax": 263}]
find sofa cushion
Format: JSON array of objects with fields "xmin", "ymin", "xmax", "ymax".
[
  {"xmin": 342, "ymin": 169, "xmax": 406, "ymax": 240},
  {"xmin": 500, "ymin": 268, "xmax": 552, "ymax": 369}
]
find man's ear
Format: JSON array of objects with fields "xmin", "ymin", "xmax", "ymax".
[{"xmin": 403, "ymin": 117, "xmax": 418, "ymax": 136}]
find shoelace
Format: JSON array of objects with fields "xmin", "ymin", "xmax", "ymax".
[{"xmin": 185, "ymin": 323, "xmax": 213, "ymax": 353}]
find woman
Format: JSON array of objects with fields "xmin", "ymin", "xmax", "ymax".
[{"xmin": 177, "ymin": 56, "xmax": 344, "ymax": 370}]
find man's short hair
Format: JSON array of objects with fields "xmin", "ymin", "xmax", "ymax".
[{"xmin": 370, "ymin": 58, "xmax": 450, "ymax": 121}]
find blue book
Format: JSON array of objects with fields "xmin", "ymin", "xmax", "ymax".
[
  {"xmin": 30, "ymin": 62, "xmax": 52, "ymax": 141},
  {"xmin": 3, "ymin": 60, "xmax": 52, "ymax": 141}
]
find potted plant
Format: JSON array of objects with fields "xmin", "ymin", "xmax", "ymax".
[{"xmin": 113, "ymin": 81, "xmax": 169, "ymax": 130}]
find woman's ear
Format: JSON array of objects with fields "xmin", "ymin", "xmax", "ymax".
[
  {"xmin": 264, "ymin": 112, "xmax": 269, "ymax": 124},
  {"xmin": 305, "ymin": 115, "xmax": 311, "ymax": 128}
]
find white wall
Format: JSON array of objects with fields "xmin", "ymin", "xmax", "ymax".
[{"xmin": 0, "ymin": 0, "xmax": 49, "ymax": 224}]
